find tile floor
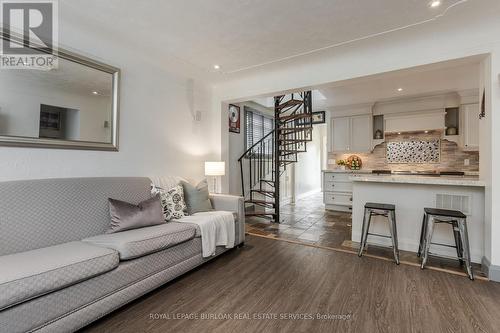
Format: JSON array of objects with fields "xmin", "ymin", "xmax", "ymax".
[{"xmin": 246, "ymin": 192, "xmax": 486, "ymax": 279}]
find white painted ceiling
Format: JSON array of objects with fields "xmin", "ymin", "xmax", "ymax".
[
  {"xmin": 315, "ymin": 60, "xmax": 480, "ymax": 109},
  {"xmin": 250, "ymin": 56, "xmax": 480, "ymax": 110},
  {"xmin": 60, "ymin": 0, "xmax": 467, "ymax": 75}
]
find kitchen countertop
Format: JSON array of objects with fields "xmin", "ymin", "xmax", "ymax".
[
  {"xmin": 322, "ymin": 169, "xmax": 371, "ymax": 174},
  {"xmin": 349, "ymin": 174, "xmax": 485, "ymax": 187},
  {"xmin": 322, "ymin": 169, "xmax": 480, "ymax": 176}
]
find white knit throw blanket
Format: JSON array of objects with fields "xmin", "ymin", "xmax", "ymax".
[{"xmin": 176, "ymin": 211, "xmax": 235, "ymax": 257}]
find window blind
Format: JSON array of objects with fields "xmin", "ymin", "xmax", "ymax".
[{"xmin": 245, "ymin": 108, "xmax": 274, "ymax": 150}]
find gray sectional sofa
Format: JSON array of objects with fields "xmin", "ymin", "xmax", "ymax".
[{"xmin": 0, "ymin": 177, "xmax": 245, "ymax": 333}]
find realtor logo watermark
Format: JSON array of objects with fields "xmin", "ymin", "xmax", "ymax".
[{"xmin": 0, "ymin": 0, "xmax": 58, "ymax": 69}]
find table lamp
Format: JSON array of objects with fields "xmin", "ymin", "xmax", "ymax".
[{"xmin": 205, "ymin": 161, "xmax": 225, "ymax": 193}]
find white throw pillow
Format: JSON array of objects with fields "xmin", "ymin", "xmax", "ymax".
[{"xmin": 151, "ymin": 184, "xmax": 187, "ymax": 221}]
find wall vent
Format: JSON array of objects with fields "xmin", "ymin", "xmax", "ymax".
[{"xmin": 435, "ymin": 194, "xmax": 470, "ymax": 215}]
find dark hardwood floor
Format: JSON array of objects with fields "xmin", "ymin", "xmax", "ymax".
[
  {"xmin": 82, "ymin": 235, "xmax": 500, "ymax": 333},
  {"xmin": 247, "ymin": 192, "xmax": 486, "ymax": 279}
]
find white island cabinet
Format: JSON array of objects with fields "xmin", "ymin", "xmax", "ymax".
[
  {"xmin": 322, "ymin": 170, "xmax": 370, "ymax": 212},
  {"xmin": 350, "ymin": 174, "xmax": 485, "ymax": 263}
]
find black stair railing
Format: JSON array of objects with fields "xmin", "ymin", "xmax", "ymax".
[{"xmin": 238, "ymin": 129, "xmax": 276, "ymax": 202}]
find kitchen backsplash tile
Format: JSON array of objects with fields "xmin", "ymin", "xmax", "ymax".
[
  {"xmin": 329, "ymin": 130, "xmax": 479, "ymax": 172},
  {"xmin": 387, "ymin": 139, "xmax": 440, "ymax": 164}
]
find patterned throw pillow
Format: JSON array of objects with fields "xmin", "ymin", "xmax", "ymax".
[{"xmin": 151, "ymin": 184, "xmax": 187, "ymax": 221}]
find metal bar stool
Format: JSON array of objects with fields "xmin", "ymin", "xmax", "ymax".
[
  {"xmin": 358, "ymin": 202, "xmax": 400, "ymax": 264},
  {"xmin": 418, "ymin": 208, "xmax": 473, "ymax": 280}
]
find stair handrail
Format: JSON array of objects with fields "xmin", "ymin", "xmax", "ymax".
[
  {"xmin": 237, "ymin": 129, "xmax": 276, "ymax": 162},
  {"xmin": 238, "ymin": 129, "xmax": 276, "ymax": 199}
]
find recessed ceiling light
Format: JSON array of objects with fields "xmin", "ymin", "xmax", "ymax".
[
  {"xmin": 397, "ymin": 88, "xmax": 403, "ymax": 92},
  {"xmin": 92, "ymin": 91, "xmax": 99, "ymax": 95},
  {"xmin": 398, "ymin": 132, "xmax": 402, "ymax": 135},
  {"xmin": 213, "ymin": 64, "xmax": 220, "ymax": 70},
  {"xmin": 430, "ymin": 1, "xmax": 441, "ymax": 8}
]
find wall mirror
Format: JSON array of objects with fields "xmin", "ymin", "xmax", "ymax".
[{"xmin": 0, "ymin": 34, "xmax": 119, "ymax": 151}]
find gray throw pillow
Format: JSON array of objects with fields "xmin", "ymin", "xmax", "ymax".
[
  {"xmin": 107, "ymin": 195, "xmax": 165, "ymax": 233},
  {"xmin": 181, "ymin": 179, "xmax": 214, "ymax": 215}
]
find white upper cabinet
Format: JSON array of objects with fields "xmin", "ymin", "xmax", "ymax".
[
  {"xmin": 350, "ymin": 115, "xmax": 372, "ymax": 152},
  {"xmin": 462, "ymin": 104, "xmax": 479, "ymax": 150},
  {"xmin": 330, "ymin": 114, "xmax": 371, "ymax": 153},
  {"xmin": 331, "ymin": 117, "xmax": 350, "ymax": 152}
]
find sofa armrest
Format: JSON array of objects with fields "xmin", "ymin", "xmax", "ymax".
[{"xmin": 209, "ymin": 194, "xmax": 245, "ymax": 245}]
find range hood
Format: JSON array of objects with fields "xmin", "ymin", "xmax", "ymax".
[{"xmin": 384, "ymin": 109, "xmax": 446, "ymax": 133}]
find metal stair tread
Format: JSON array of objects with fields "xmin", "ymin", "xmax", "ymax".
[
  {"xmin": 245, "ymin": 212, "xmax": 276, "ymax": 217},
  {"xmin": 279, "ymin": 113, "xmax": 312, "ymax": 122},
  {"xmin": 276, "ymin": 99, "xmax": 303, "ymax": 110},
  {"xmin": 251, "ymin": 189, "xmax": 275, "ymax": 194},
  {"xmin": 278, "ymin": 126, "xmax": 313, "ymax": 132},
  {"xmin": 279, "ymin": 138, "xmax": 311, "ymax": 142},
  {"xmin": 245, "ymin": 199, "xmax": 275, "ymax": 204}
]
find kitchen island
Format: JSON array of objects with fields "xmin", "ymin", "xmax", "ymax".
[{"xmin": 350, "ymin": 174, "xmax": 485, "ymax": 262}]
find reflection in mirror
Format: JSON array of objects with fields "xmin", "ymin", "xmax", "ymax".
[{"xmin": 0, "ymin": 58, "xmax": 114, "ymax": 145}]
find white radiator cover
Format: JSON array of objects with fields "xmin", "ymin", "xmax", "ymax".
[{"xmin": 436, "ymin": 193, "xmax": 471, "ymax": 215}]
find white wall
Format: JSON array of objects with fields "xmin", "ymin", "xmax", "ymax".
[
  {"xmin": 0, "ymin": 13, "xmax": 219, "ymax": 182},
  {"xmin": 213, "ymin": 1, "xmax": 500, "ymax": 269},
  {"xmin": 294, "ymin": 124, "xmax": 324, "ymax": 198},
  {"xmin": 488, "ymin": 52, "xmax": 500, "ymax": 268},
  {"xmin": 228, "ymin": 110, "xmax": 245, "ymax": 196},
  {"xmin": 479, "ymin": 57, "xmax": 492, "ymax": 264}
]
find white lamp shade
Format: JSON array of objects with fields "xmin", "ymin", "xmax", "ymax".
[{"xmin": 205, "ymin": 161, "xmax": 225, "ymax": 176}]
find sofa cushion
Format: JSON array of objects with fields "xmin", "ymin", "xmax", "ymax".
[
  {"xmin": 0, "ymin": 241, "xmax": 119, "ymax": 311},
  {"xmin": 82, "ymin": 222, "xmax": 197, "ymax": 260}
]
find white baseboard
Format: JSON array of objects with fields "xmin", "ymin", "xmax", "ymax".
[
  {"xmin": 482, "ymin": 256, "xmax": 500, "ymax": 282},
  {"xmin": 296, "ymin": 188, "xmax": 321, "ymax": 201}
]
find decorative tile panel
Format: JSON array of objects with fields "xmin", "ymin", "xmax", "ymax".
[{"xmin": 386, "ymin": 139, "xmax": 440, "ymax": 164}]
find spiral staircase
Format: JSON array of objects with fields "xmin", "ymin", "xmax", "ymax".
[{"xmin": 238, "ymin": 91, "xmax": 313, "ymax": 223}]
